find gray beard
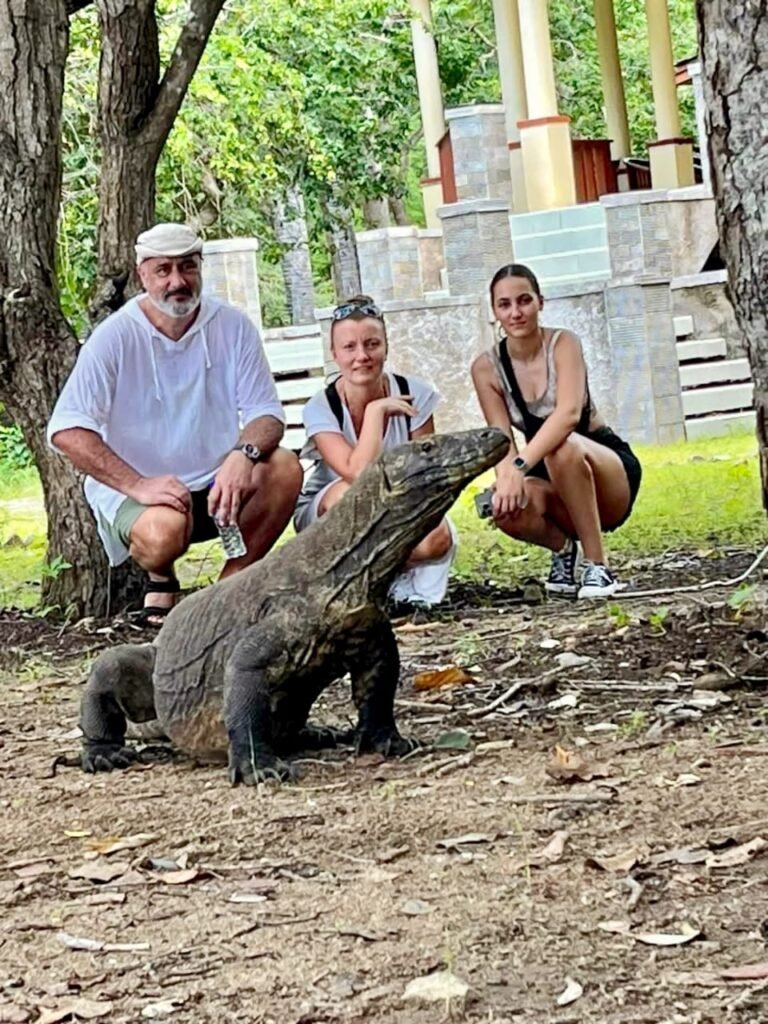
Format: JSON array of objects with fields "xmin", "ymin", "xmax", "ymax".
[{"xmin": 148, "ymin": 291, "xmax": 202, "ymax": 319}]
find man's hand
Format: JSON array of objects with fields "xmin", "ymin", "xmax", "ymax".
[
  {"xmin": 128, "ymin": 475, "xmax": 191, "ymax": 513},
  {"xmin": 208, "ymin": 451, "xmax": 255, "ymax": 525}
]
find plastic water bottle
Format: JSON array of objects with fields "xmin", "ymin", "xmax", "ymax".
[{"xmin": 208, "ymin": 480, "xmax": 247, "ymax": 559}]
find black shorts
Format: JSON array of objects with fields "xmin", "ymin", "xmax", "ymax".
[
  {"xmin": 189, "ymin": 488, "xmax": 220, "ymax": 544},
  {"xmin": 527, "ymin": 426, "xmax": 642, "ymax": 532}
]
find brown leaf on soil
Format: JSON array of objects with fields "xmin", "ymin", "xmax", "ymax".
[
  {"xmin": 721, "ymin": 962, "xmax": 768, "ymax": 981},
  {"xmin": 375, "ymin": 845, "xmax": 410, "ymax": 863},
  {"xmin": 35, "ymin": 1000, "xmax": 113, "ymax": 1024},
  {"xmin": 68, "ymin": 861, "xmax": 130, "ymax": 883},
  {"xmin": 586, "ymin": 847, "xmax": 640, "ymax": 873},
  {"xmin": 13, "ymin": 862, "xmax": 55, "ymax": 880},
  {"xmin": 149, "ymin": 868, "xmax": 203, "ymax": 885},
  {"xmin": 413, "ymin": 666, "xmax": 472, "ymax": 691},
  {"xmin": 546, "ymin": 745, "xmax": 608, "ymax": 784},
  {"xmin": 633, "ymin": 923, "xmax": 702, "ymax": 946},
  {"xmin": 705, "ymin": 836, "xmax": 767, "ymax": 868},
  {"xmin": 437, "ymin": 832, "xmax": 496, "ymax": 850},
  {"xmin": 84, "ymin": 833, "xmax": 157, "ymax": 857}
]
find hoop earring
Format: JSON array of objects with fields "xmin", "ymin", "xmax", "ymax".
[{"xmin": 496, "ymin": 321, "xmax": 506, "ymax": 342}]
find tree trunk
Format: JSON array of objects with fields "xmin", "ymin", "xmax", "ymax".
[
  {"xmin": 388, "ymin": 195, "xmax": 410, "ymax": 226},
  {"xmin": 696, "ymin": 3, "xmax": 768, "ymax": 509},
  {"xmin": 274, "ymin": 186, "xmax": 316, "ymax": 325},
  {"xmin": 0, "ymin": 0, "xmax": 115, "ymax": 615},
  {"xmin": 325, "ymin": 204, "xmax": 361, "ymax": 300},
  {"xmin": 362, "ymin": 198, "xmax": 390, "ymax": 229}
]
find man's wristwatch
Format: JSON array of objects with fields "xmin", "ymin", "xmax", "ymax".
[
  {"xmin": 233, "ymin": 442, "xmax": 264, "ymax": 464},
  {"xmin": 512, "ymin": 454, "xmax": 531, "ymax": 476}
]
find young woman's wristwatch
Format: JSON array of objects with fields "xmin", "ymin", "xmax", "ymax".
[
  {"xmin": 234, "ymin": 442, "xmax": 264, "ymax": 464},
  {"xmin": 512, "ymin": 454, "xmax": 531, "ymax": 476}
]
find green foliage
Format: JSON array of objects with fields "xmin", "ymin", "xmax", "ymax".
[{"xmin": 0, "ymin": 426, "xmax": 34, "ymax": 472}]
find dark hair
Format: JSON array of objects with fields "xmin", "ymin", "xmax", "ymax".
[{"xmin": 489, "ymin": 263, "xmax": 542, "ymax": 303}]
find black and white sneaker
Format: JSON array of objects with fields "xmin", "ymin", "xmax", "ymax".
[
  {"xmin": 578, "ymin": 560, "xmax": 618, "ymax": 599},
  {"xmin": 545, "ymin": 539, "xmax": 581, "ymax": 596}
]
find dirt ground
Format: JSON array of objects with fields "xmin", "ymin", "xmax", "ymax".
[{"xmin": 2, "ymin": 548, "xmax": 768, "ymax": 1024}]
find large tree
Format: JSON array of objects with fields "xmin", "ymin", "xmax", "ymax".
[
  {"xmin": 696, "ymin": 3, "xmax": 768, "ymax": 507},
  {"xmin": 0, "ymin": 0, "xmax": 224, "ymax": 616}
]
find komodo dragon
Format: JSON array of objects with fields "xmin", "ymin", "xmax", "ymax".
[{"xmin": 79, "ymin": 427, "xmax": 509, "ymax": 784}]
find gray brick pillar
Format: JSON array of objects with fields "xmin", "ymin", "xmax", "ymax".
[
  {"xmin": 437, "ymin": 199, "xmax": 513, "ymax": 299},
  {"xmin": 445, "ymin": 104, "xmax": 513, "ymax": 204},
  {"xmin": 601, "ymin": 191, "xmax": 685, "ymax": 443},
  {"xmin": 202, "ymin": 237, "xmax": 261, "ymax": 330}
]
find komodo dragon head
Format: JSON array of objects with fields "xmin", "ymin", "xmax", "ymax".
[{"xmin": 319, "ymin": 426, "xmax": 509, "ymax": 597}]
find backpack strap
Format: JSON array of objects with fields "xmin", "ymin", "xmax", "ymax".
[
  {"xmin": 497, "ymin": 340, "xmax": 540, "ymax": 441},
  {"xmin": 324, "ymin": 380, "xmax": 345, "ymax": 430},
  {"xmin": 393, "ymin": 373, "xmax": 412, "ymax": 439}
]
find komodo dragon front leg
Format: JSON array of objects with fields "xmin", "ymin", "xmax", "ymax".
[
  {"xmin": 80, "ymin": 644, "xmax": 157, "ymax": 772},
  {"xmin": 345, "ymin": 615, "xmax": 416, "ymax": 758}
]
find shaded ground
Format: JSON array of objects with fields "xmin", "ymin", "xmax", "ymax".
[{"xmin": 2, "ymin": 547, "xmax": 768, "ymax": 1024}]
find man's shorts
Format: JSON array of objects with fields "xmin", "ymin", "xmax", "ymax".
[{"xmin": 102, "ymin": 489, "xmax": 219, "ymax": 551}]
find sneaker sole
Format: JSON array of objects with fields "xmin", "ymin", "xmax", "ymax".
[
  {"xmin": 545, "ymin": 582, "xmax": 578, "ymax": 596},
  {"xmin": 578, "ymin": 582, "xmax": 618, "ymax": 599}
]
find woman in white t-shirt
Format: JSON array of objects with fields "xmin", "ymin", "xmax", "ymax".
[{"xmin": 294, "ymin": 295, "xmax": 456, "ymax": 606}]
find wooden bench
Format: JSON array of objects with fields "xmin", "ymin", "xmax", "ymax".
[{"xmin": 262, "ymin": 325, "xmax": 326, "ymax": 452}]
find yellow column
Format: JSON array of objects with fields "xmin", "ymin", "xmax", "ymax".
[
  {"xmin": 515, "ymin": 0, "xmax": 576, "ymax": 210},
  {"xmin": 594, "ymin": 0, "xmax": 631, "ymax": 159},
  {"xmin": 410, "ymin": 0, "xmax": 445, "ymax": 226},
  {"xmin": 491, "ymin": 0, "xmax": 528, "ymax": 212},
  {"xmin": 644, "ymin": 0, "xmax": 695, "ymax": 188}
]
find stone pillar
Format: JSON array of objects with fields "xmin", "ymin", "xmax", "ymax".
[
  {"xmin": 644, "ymin": 0, "xmax": 695, "ymax": 189},
  {"xmin": 445, "ymin": 105, "xmax": 514, "ymax": 204},
  {"xmin": 594, "ymin": 0, "xmax": 631, "ymax": 159},
  {"xmin": 410, "ymin": 0, "xmax": 446, "ymax": 227},
  {"xmin": 437, "ymin": 199, "xmax": 513, "ymax": 299},
  {"xmin": 356, "ymin": 227, "xmax": 426, "ymax": 301},
  {"xmin": 515, "ymin": 0, "xmax": 577, "ymax": 210},
  {"xmin": 202, "ymin": 237, "xmax": 261, "ymax": 331},
  {"xmin": 686, "ymin": 60, "xmax": 711, "ymax": 190},
  {"xmin": 490, "ymin": 0, "xmax": 529, "ymax": 212},
  {"xmin": 601, "ymin": 190, "xmax": 685, "ymax": 443}
]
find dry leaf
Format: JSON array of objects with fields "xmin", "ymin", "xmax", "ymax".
[
  {"xmin": 400, "ymin": 898, "xmax": 433, "ymax": 916},
  {"xmin": 83, "ymin": 892, "xmax": 126, "ymax": 906},
  {"xmin": 63, "ymin": 830, "xmax": 92, "ymax": 839},
  {"xmin": 56, "ymin": 932, "xmax": 103, "ymax": 952},
  {"xmin": 633, "ymin": 923, "xmax": 702, "ymax": 946},
  {"xmin": 598, "ymin": 920, "xmax": 631, "ymax": 934},
  {"xmin": 437, "ymin": 832, "xmax": 495, "ymax": 850},
  {"xmin": 228, "ymin": 892, "xmax": 268, "ymax": 904},
  {"xmin": 586, "ymin": 847, "xmax": 639, "ymax": 873},
  {"xmin": 141, "ymin": 998, "xmax": 185, "ymax": 1018},
  {"xmin": 36, "ymin": 999, "xmax": 113, "ymax": 1024},
  {"xmin": 541, "ymin": 831, "xmax": 568, "ymax": 863},
  {"xmin": 85, "ymin": 833, "xmax": 157, "ymax": 856},
  {"xmin": 556, "ymin": 977, "xmax": 583, "ymax": 1007},
  {"xmin": 0, "ymin": 1004, "xmax": 30, "ymax": 1023},
  {"xmin": 149, "ymin": 868, "xmax": 201, "ymax": 885},
  {"xmin": 649, "ymin": 846, "xmax": 708, "ymax": 866},
  {"xmin": 721, "ymin": 962, "xmax": 768, "ymax": 981},
  {"xmin": 705, "ymin": 836, "xmax": 767, "ymax": 868},
  {"xmin": 68, "ymin": 861, "xmax": 130, "ymax": 883},
  {"xmin": 14, "ymin": 862, "xmax": 54, "ymax": 880},
  {"xmin": 376, "ymin": 845, "xmax": 409, "ymax": 863},
  {"xmin": 403, "ymin": 970, "xmax": 469, "ymax": 1004},
  {"xmin": 546, "ymin": 745, "xmax": 608, "ymax": 784},
  {"xmin": 413, "ymin": 666, "xmax": 472, "ymax": 691}
]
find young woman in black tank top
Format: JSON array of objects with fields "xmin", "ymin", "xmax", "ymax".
[{"xmin": 471, "ymin": 264, "xmax": 641, "ymax": 599}]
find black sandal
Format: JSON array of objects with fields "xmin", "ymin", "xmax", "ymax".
[{"xmin": 130, "ymin": 577, "xmax": 181, "ymax": 628}]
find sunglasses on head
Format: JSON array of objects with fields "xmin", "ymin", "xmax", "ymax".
[{"xmin": 331, "ymin": 300, "xmax": 383, "ymax": 322}]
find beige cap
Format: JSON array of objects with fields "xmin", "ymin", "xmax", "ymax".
[{"xmin": 135, "ymin": 223, "xmax": 203, "ymax": 264}]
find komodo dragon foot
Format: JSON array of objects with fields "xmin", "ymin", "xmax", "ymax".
[
  {"xmin": 356, "ymin": 728, "xmax": 418, "ymax": 759},
  {"xmin": 82, "ymin": 740, "xmax": 141, "ymax": 773},
  {"xmin": 289, "ymin": 724, "xmax": 355, "ymax": 752},
  {"xmin": 228, "ymin": 746, "xmax": 297, "ymax": 786}
]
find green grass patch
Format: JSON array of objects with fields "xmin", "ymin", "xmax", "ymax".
[{"xmin": 0, "ymin": 430, "xmax": 766, "ymax": 608}]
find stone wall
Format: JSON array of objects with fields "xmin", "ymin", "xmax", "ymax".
[
  {"xmin": 671, "ymin": 271, "xmax": 746, "ymax": 357},
  {"xmin": 438, "ymin": 199, "xmax": 513, "ymax": 300},
  {"xmin": 445, "ymin": 105, "xmax": 513, "ymax": 205}
]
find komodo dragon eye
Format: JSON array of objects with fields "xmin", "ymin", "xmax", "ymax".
[{"xmin": 419, "ymin": 440, "xmax": 435, "ymax": 454}]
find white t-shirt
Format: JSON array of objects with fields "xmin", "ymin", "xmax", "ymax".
[
  {"xmin": 294, "ymin": 370, "xmax": 440, "ymax": 531},
  {"xmin": 47, "ymin": 294, "xmax": 285, "ymax": 564}
]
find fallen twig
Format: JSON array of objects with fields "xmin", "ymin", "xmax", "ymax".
[{"xmin": 617, "ymin": 542, "xmax": 768, "ymax": 600}]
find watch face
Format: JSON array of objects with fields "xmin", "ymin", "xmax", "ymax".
[{"xmin": 240, "ymin": 443, "xmax": 261, "ymax": 462}]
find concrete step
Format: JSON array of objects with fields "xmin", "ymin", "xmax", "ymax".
[
  {"xmin": 510, "ymin": 201, "xmax": 606, "ymax": 239},
  {"xmin": 681, "ymin": 382, "xmax": 753, "ymax": 418},
  {"xmin": 685, "ymin": 410, "xmax": 756, "ymax": 439},
  {"xmin": 676, "ymin": 337, "xmax": 727, "ymax": 362},
  {"xmin": 679, "ymin": 357, "xmax": 752, "ymax": 389},
  {"xmin": 673, "ymin": 314, "xmax": 695, "ymax": 338},
  {"xmin": 512, "ymin": 224, "xmax": 607, "ymax": 259},
  {"xmin": 522, "ymin": 247, "xmax": 612, "ymax": 284}
]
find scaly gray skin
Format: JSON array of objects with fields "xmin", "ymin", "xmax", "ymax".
[{"xmin": 79, "ymin": 427, "xmax": 509, "ymax": 784}]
